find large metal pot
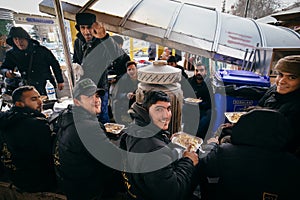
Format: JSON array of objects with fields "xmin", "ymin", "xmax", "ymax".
[{"xmin": 137, "ymin": 60, "xmax": 181, "ymax": 85}]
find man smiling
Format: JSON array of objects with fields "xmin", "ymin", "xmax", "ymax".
[
  {"xmin": 257, "ymin": 55, "xmax": 300, "ymax": 157},
  {"xmin": 72, "ymin": 12, "xmax": 129, "ymax": 124},
  {"xmin": 121, "ymin": 91, "xmax": 199, "ymax": 200},
  {"xmin": 273, "ymin": 56, "xmax": 300, "ymax": 94},
  {"xmin": 210, "ymin": 55, "xmax": 300, "ymax": 159},
  {"xmin": 53, "ymin": 78, "xmax": 123, "ymax": 200},
  {"xmin": 148, "ymin": 98, "xmax": 172, "ymax": 131}
]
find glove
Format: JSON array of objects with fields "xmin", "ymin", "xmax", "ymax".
[{"xmin": 72, "ymin": 63, "xmax": 84, "ymax": 82}]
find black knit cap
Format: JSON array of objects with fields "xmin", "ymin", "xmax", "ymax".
[
  {"xmin": 167, "ymin": 56, "xmax": 177, "ymax": 63},
  {"xmin": 6, "ymin": 27, "xmax": 31, "ymax": 46},
  {"xmin": 75, "ymin": 13, "xmax": 96, "ymax": 31}
]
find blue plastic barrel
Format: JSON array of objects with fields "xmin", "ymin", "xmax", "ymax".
[{"xmin": 212, "ymin": 69, "xmax": 270, "ymax": 132}]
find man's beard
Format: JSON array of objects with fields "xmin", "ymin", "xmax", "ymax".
[{"xmin": 196, "ymin": 74, "xmax": 203, "ymax": 81}]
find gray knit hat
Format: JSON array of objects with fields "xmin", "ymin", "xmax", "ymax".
[
  {"xmin": 274, "ymin": 55, "xmax": 300, "ymax": 76},
  {"xmin": 6, "ymin": 27, "xmax": 31, "ymax": 46},
  {"xmin": 73, "ymin": 78, "xmax": 105, "ymax": 99}
]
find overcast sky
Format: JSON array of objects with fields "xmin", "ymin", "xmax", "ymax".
[{"xmin": 0, "ymin": 0, "xmax": 297, "ymax": 16}]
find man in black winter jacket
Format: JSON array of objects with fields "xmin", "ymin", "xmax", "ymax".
[
  {"xmin": 186, "ymin": 63, "xmax": 212, "ymax": 139},
  {"xmin": 121, "ymin": 90, "xmax": 199, "ymax": 200},
  {"xmin": 0, "ymin": 27, "xmax": 64, "ymax": 95},
  {"xmin": 112, "ymin": 61, "xmax": 138, "ymax": 125},
  {"xmin": 73, "ymin": 12, "xmax": 130, "ymax": 124},
  {"xmin": 215, "ymin": 55, "xmax": 300, "ymax": 158},
  {"xmin": 256, "ymin": 55, "xmax": 300, "ymax": 157},
  {"xmin": 198, "ymin": 109, "xmax": 300, "ymax": 200},
  {"xmin": 54, "ymin": 78, "xmax": 123, "ymax": 200},
  {"xmin": 0, "ymin": 86, "xmax": 56, "ymax": 197}
]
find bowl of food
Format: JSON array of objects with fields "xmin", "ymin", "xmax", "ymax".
[
  {"xmin": 184, "ymin": 97, "xmax": 202, "ymax": 105},
  {"xmin": 224, "ymin": 112, "xmax": 247, "ymax": 123},
  {"xmin": 104, "ymin": 123, "xmax": 125, "ymax": 134},
  {"xmin": 171, "ymin": 132, "xmax": 203, "ymax": 152}
]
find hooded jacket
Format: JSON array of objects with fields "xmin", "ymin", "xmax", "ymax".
[
  {"xmin": 198, "ymin": 109, "xmax": 300, "ymax": 200},
  {"xmin": 0, "ymin": 106, "xmax": 56, "ymax": 192},
  {"xmin": 5, "ymin": 27, "xmax": 31, "ymax": 47},
  {"xmin": 1, "ymin": 27, "xmax": 64, "ymax": 95},
  {"xmin": 121, "ymin": 103, "xmax": 196, "ymax": 200}
]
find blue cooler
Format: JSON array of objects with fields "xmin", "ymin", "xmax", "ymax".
[
  {"xmin": 212, "ymin": 69, "xmax": 270, "ymax": 132},
  {"xmin": 215, "ymin": 69, "xmax": 270, "ymax": 87}
]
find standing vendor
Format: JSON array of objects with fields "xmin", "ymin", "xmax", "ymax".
[{"xmin": 0, "ymin": 27, "xmax": 64, "ymax": 95}]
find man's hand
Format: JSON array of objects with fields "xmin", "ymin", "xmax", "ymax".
[
  {"xmin": 127, "ymin": 92, "xmax": 135, "ymax": 100},
  {"xmin": 91, "ymin": 22, "xmax": 107, "ymax": 39},
  {"xmin": 244, "ymin": 105, "xmax": 262, "ymax": 112},
  {"xmin": 220, "ymin": 123, "xmax": 234, "ymax": 129},
  {"xmin": 5, "ymin": 70, "xmax": 15, "ymax": 78},
  {"xmin": 183, "ymin": 145, "xmax": 199, "ymax": 166},
  {"xmin": 207, "ymin": 136, "xmax": 219, "ymax": 144},
  {"xmin": 57, "ymin": 83, "xmax": 64, "ymax": 91}
]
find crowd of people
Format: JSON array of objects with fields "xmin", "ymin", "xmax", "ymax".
[{"xmin": 0, "ymin": 11, "xmax": 300, "ymax": 200}]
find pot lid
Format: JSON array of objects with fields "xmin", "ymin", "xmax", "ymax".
[
  {"xmin": 139, "ymin": 60, "xmax": 181, "ymax": 73},
  {"xmin": 138, "ymin": 60, "xmax": 181, "ymax": 84}
]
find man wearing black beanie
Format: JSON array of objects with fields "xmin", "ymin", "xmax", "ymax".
[{"xmin": 73, "ymin": 12, "xmax": 130, "ymax": 124}]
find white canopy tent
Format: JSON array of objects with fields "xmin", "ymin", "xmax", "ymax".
[
  {"xmin": 39, "ymin": 0, "xmax": 300, "ymax": 62},
  {"xmin": 38, "ymin": 0, "xmax": 300, "ymax": 86}
]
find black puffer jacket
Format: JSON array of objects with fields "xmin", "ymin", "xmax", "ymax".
[
  {"xmin": 54, "ymin": 106, "xmax": 118, "ymax": 200},
  {"xmin": 198, "ymin": 109, "xmax": 300, "ymax": 200},
  {"xmin": 0, "ymin": 39, "xmax": 64, "ymax": 95},
  {"xmin": 0, "ymin": 107, "xmax": 56, "ymax": 192},
  {"xmin": 73, "ymin": 33, "xmax": 129, "ymax": 91},
  {"xmin": 121, "ymin": 122, "xmax": 196, "ymax": 200},
  {"xmin": 258, "ymin": 84, "xmax": 300, "ymax": 156}
]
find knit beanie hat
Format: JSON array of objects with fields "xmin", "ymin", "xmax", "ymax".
[
  {"xmin": 274, "ymin": 55, "xmax": 300, "ymax": 76},
  {"xmin": 167, "ymin": 56, "xmax": 177, "ymax": 63},
  {"xmin": 6, "ymin": 27, "xmax": 31, "ymax": 46},
  {"xmin": 75, "ymin": 13, "xmax": 96, "ymax": 31},
  {"xmin": 73, "ymin": 78, "xmax": 105, "ymax": 99}
]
